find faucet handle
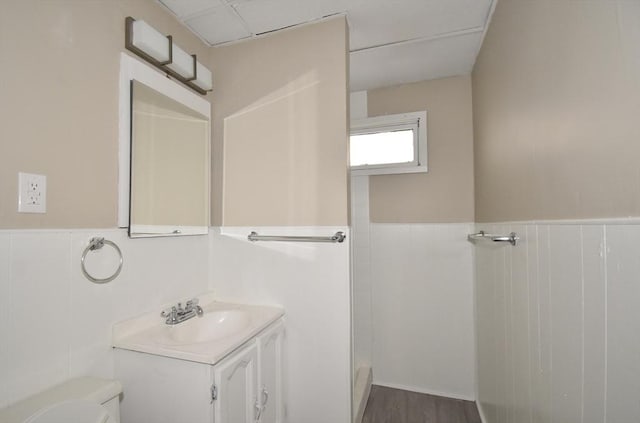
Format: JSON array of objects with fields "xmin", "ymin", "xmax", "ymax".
[
  {"xmin": 160, "ymin": 306, "xmax": 177, "ymax": 318},
  {"xmin": 185, "ymin": 298, "xmax": 199, "ymax": 310},
  {"xmin": 186, "ymin": 298, "xmax": 203, "ymax": 317}
]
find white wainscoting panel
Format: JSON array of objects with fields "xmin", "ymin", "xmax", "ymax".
[
  {"xmin": 209, "ymin": 226, "xmax": 352, "ymax": 423},
  {"xmin": 549, "ymin": 226, "xmax": 583, "ymax": 423},
  {"xmin": 0, "ymin": 229, "xmax": 209, "ymax": 407},
  {"xmin": 351, "ymin": 174, "xmax": 373, "ymax": 423},
  {"xmin": 605, "ymin": 225, "xmax": 640, "ymax": 423},
  {"xmin": 0, "ymin": 234, "xmax": 10, "ymax": 408},
  {"xmin": 370, "ymin": 223, "xmax": 476, "ymax": 400},
  {"xmin": 7, "ymin": 232, "xmax": 71, "ymax": 404},
  {"xmin": 475, "ymin": 221, "xmax": 640, "ymax": 423},
  {"xmin": 582, "ymin": 225, "xmax": 606, "ymax": 423},
  {"xmin": 351, "ymin": 175, "xmax": 373, "ymax": 371}
]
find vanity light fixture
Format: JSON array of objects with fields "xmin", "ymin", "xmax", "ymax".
[
  {"xmin": 127, "ymin": 18, "xmax": 172, "ymax": 64},
  {"xmin": 165, "ymin": 42, "xmax": 196, "ymax": 80},
  {"xmin": 193, "ymin": 61, "xmax": 213, "ymax": 91},
  {"xmin": 125, "ymin": 16, "xmax": 212, "ymax": 95}
]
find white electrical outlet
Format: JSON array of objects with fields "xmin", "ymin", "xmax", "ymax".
[{"xmin": 18, "ymin": 172, "xmax": 47, "ymax": 213}]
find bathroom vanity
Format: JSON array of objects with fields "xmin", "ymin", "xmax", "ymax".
[{"xmin": 113, "ymin": 295, "xmax": 285, "ymax": 423}]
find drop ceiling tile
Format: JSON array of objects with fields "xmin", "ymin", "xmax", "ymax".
[
  {"xmin": 229, "ymin": 0, "xmax": 349, "ymax": 35},
  {"xmin": 350, "ymin": 31, "xmax": 483, "ymax": 91},
  {"xmin": 185, "ymin": 5, "xmax": 251, "ymax": 45},
  {"xmin": 162, "ymin": 0, "xmax": 496, "ymax": 92},
  {"xmin": 158, "ymin": 0, "xmax": 224, "ymax": 19},
  {"xmin": 348, "ymin": 0, "xmax": 493, "ymax": 51}
]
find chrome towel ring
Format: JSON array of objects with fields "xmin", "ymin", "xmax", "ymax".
[{"xmin": 81, "ymin": 237, "xmax": 123, "ymax": 284}]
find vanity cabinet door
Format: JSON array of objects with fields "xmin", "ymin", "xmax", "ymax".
[
  {"xmin": 257, "ymin": 321, "xmax": 285, "ymax": 423},
  {"xmin": 213, "ymin": 342, "xmax": 259, "ymax": 423}
]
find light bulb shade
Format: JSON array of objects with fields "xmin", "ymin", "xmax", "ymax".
[
  {"xmin": 165, "ymin": 43, "xmax": 195, "ymax": 79},
  {"xmin": 131, "ymin": 20, "xmax": 170, "ymax": 63},
  {"xmin": 192, "ymin": 61, "xmax": 213, "ymax": 91}
]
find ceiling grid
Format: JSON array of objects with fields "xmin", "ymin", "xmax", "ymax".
[{"xmin": 157, "ymin": 0, "xmax": 496, "ymax": 90}]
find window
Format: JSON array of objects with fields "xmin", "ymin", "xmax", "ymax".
[{"xmin": 349, "ymin": 111, "xmax": 427, "ymax": 175}]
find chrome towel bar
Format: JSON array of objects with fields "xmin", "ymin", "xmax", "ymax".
[
  {"xmin": 248, "ymin": 231, "xmax": 346, "ymax": 243},
  {"xmin": 467, "ymin": 231, "xmax": 519, "ymax": 246}
]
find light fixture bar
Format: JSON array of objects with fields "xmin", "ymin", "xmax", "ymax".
[
  {"xmin": 124, "ymin": 17, "xmax": 212, "ymax": 96},
  {"xmin": 193, "ymin": 62, "xmax": 213, "ymax": 91},
  {"xmin": 125, "ymin": 17, "xmax": 172, "ymax": 65},
  {"xmin": 165, "ymin": 42, "xmax": 196, "ymax": 80}
]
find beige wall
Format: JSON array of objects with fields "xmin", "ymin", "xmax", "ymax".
[
  {"xmin": 210, "ymin": 17, "xmax": 349, "ymax": 226},
  {"xmin": 367, "ymin": 76, "xmax": 475, "ymax": 223},
  {"xmin": 0, "ymin": 0, "xmax": 210, "ymax": 229},
  {"xmin": 473, "ymin": 0, "xmax": 640, "ymax": 222}
]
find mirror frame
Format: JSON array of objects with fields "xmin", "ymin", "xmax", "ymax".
[{"xmin": 118, "ymin": 53, "xmax": 211, "ymax": 234}]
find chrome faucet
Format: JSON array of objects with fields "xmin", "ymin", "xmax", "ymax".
[{"xmin": 161, "ymin": 298, "xmax": 204, "ymax": 325}]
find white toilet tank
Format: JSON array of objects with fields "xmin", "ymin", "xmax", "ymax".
[{"xmin": 0, "ymin": 377, "xmax": 122, "ymax": 423}]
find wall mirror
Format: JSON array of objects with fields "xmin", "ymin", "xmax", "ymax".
[{"xmin": 119, "ymin": 53, "xmax": 211, "ymax": 238}]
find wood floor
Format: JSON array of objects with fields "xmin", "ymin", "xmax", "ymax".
[{"xmin": 361, "ymin": 385, "xmax": 481, "ymax": 423}]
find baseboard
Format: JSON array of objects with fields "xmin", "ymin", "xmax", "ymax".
[
  {"xmin": 373, "ymin": 381, "xmax": 475, "ymax": 402},
  {"xmin": 353, "ymin": 366, "xmax": 372, "ymax": 423},
  {"xmin": 476, "ymin": 400, "xmax": 488, "ymax": 423}
]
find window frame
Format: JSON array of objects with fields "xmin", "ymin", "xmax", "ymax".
[{"xmin": 349, "ymin": 111, "xmax": 427, "ymax": 176}]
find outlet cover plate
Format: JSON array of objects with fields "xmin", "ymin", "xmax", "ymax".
[{"xmin": 18, "ymin": 172, "xmax": 46, "ymax": 213}]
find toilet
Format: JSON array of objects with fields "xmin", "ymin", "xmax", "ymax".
[{"xmin": 0, "ymin": 377, "xmax": 122, "ymax": 423}]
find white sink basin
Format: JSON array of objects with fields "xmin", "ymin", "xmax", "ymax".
[
  {"xmin": 112, "ymin": 294, "xmax": 284, "ymax": 365},
  {"xmin": 160, "ymin": 310, "xmax": 251, "ymax": 345}
]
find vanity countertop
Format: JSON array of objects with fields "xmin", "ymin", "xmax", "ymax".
[{"xmin": 112, "ymin": 293, "xmax": 284, "ymax": 365}]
